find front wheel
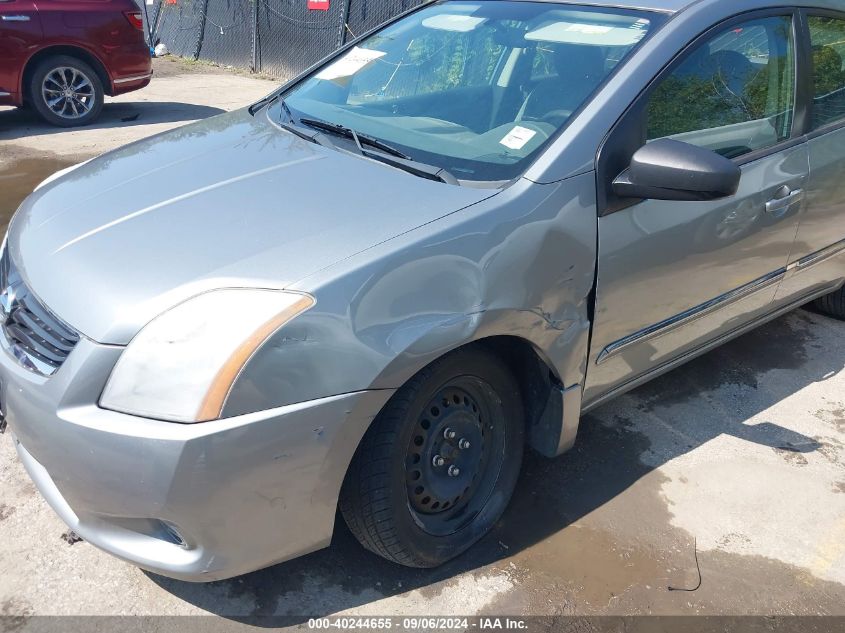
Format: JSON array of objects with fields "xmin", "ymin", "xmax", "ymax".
[
  {"xmin": 340, "ymin": 346, "xmax": 524, "ymax": 567},
  {"xmin": 28, "ymin": 55, "xmax": 104, "ymax": 127}
]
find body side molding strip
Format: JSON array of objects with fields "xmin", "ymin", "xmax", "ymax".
[
  {"xmin": 598, "ymin": 237, "xmax": 845, "ymax": 365},
  {"xmin": 791, "ymin": 237, "xmax": 845, "ymax": 272},
  {"xmin": 597, "ymin": 268, "xmax": 786, "ymax": 364},
  {"xmin": 585, "ymin": 279, "xmax": 843, "ymax": 413}
]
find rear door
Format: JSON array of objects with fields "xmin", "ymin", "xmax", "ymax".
[
  {"xmin": 0, "ymin": 0, "xmax": 42, "ymax": 102},
  {"xmin": 584, "ymin": 11, "xmax": 808, "ymax": 404},
  {"xmin": 774, "ymin": 10, "xmax": 845, "ymax": 302}
]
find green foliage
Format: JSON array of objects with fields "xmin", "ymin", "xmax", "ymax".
[
  {"xmin": 809, "ymin": 16, "xmax": 845, "ymax": 86},
  {"xmin": 404, "ymin": 29, "xmax": 502, "ymax": 93},
  {"xmin": 813, "ymin": 45, "xmax": 845, "ymax": 96},
  {"xmin": 807, "ymin": 17, "xmax": 845, "ymax": 128},
  {"xmin": 647, "ymin": 71, "xmax": 773, "ymax": 140},
  {"xmin": 648, "ymin": 52, "xmax": 792, "ymax": 142},
  {"xmin": 352, "ymin": 27, "xmax": 503, "ymax": 100}
]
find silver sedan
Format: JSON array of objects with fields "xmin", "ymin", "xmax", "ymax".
[{"xmin": 3, "ymin": 0, "xmax": 845, "ymax": 580}]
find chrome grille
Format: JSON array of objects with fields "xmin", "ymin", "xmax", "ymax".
[{"xmin": 0, "ymin": 245, "xmax": 79, "ymax": 375}]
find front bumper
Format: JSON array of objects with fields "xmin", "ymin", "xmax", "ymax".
[{"xmin": 1, "ymin": 336, "xmax": 392, "ymax": 581}]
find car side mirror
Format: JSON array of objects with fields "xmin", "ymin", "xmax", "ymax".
[{"xmin": 612, "ymin": 138, "xmax": 741, "ymax": 202}]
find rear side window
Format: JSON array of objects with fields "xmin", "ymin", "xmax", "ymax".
[
  {"xmin": 646, "ymin": 16, "xmax": 796, "ymax": 159},
  {"xmin": 808, "ymin": 16, "xmax": 845, "ymax": 130}
]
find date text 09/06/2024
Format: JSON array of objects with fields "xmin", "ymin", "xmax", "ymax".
[{"xmin": 307, "ymin": 618, "xmax": 529, "ymax": 630}]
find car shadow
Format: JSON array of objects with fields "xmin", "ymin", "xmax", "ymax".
[
  {"xmin": 146, "ymin": 307, "xmax": 837, "ymax": 622},
  {"xmin": 0, "ymin": 101, "xmax": 225, "ymax": 138}
]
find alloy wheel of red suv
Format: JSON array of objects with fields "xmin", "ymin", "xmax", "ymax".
[{"xmin": 28, "ymin": 55, "xmax": 104, "ymax": 127}]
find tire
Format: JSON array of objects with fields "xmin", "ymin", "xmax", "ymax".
[
  {"xmin": 340, "ymin": 345, "xmax": 524, "ymax": 568},
  {"xmin": 814, "ymin": 287, "xmax": 845, "ymax": 319},
  {"xmin": 27, "ymin": 55, "xmax": 104, "ymax": 127}
]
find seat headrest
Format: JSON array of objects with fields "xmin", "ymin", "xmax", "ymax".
[{"xmin": 709, "ymin": 50, "xmax": 755, "ymax": 76}]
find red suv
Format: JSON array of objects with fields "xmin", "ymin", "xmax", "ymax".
[{"xmin": 0, "ymin": 0, "xmax": 152, "ymax": 127}]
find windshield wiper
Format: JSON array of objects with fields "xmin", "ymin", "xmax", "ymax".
[
  {"xmin": 275, "ymin": 101, "xmax": 336, "ymax": 149},
  {"xmin": 248, "ymin": 92, "xmax": 280, "ymax": 115},
  {"xmin": 298, "ymin": 117, "xmax": 459, "ymax": 185},
  {"xmin": 299, "ymin": 118, "xmax": 411, "ymax": 159},
  {"xmin": 359, "ymin": 148, "xmax": 460, "ymax": 185}
]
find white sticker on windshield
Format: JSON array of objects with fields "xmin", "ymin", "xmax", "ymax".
[
  {"xmin": 316, "ymin": 47, "xmax": 387, "ymax": 81},
  {"xmin": 500, "ymin": 126, "xmax": 537, "ymax": 150}
]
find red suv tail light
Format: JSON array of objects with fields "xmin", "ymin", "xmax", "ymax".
[{"xmin": 124, "ymin": 11, "xmax": 144, "ymax": 30}]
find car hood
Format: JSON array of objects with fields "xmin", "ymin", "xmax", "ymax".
[{"xmin": 10, "ymin": 108, "xmax": 496, "ymax": 344}]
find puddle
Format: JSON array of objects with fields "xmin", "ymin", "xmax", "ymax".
[
  {"xmin": 509, "ymin": 523, "xmax": 670, "ymax": 610},
  {"xmin": 0, "ymin": 157, "xmax": 74, "ymax": 229}
]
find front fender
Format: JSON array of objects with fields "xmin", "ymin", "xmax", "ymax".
[{"xmin": 222, "ymin": 174, "xmax": 597, "ymax": 425}]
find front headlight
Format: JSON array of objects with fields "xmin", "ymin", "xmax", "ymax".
[{"xmin": 100, "ymin": 289, "xmax": 314, "ymax": 423}]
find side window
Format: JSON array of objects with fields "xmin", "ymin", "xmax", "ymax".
[
  {"xmin": 808, "ymin": 16, "xmax": 845, "ymax": 130},
  {"xmin": 647, "ymin": 16, "xmax": 795, "ymax": 158}
]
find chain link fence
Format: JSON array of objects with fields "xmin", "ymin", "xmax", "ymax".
[{"xmin": 143, "ymin": 0, "xmax": 425, "ymax": 80}]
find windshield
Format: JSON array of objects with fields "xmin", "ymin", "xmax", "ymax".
[{"xmin": 282, "ymin": 1, "xmax": 659, "ymax": 182}]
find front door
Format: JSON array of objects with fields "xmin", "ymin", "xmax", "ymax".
[
  {"xmin": 0, "ymin": 0, "xmax": 42, "ymax": 102},
  {"xmin": 584, "ymin": 11, "xmax": 807, "ymax": 405}
]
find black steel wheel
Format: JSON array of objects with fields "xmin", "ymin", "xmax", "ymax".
[
  {"xmin": 406, "ymin": 380, "xmax": 504, "ymax": 536},
  {"xmin": 340, "ymin": 345, "xmax": 524, "ymax": 567}
]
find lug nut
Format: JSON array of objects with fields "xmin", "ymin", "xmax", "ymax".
[
  {"xmin": 448, "ymin": 465, "xmax": 461, "ymax": 477},
  {"xmin": 443, "ymin": 428, "xmax": 457, "ymax": 440},
  {"xmin": 432, "ymin": 455, "xmax": 446, "ymax": 467},
  {"xmin": 458, "ymin": 438, "xmax": 471, "ymax": 449}
]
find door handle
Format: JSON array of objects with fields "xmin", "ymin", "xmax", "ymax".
[
  {"xmin": 1, "ymin": 15, "xmax": 31, "ymax": 20},
  {"xmin": 765, "ymin": 186, "xmax": 804, "ymax": 214}
]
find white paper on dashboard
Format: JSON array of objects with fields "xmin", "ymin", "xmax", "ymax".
[
  {"xmin": 500, "ymin": 126, "xmax": 537, "ymax": 150},
  {"xmin": 421, "ymin": 14, "xmax": 486, "ymax": 32},
  {"xmin": 316, "ymin": 47, "xmax": 387, "ymax": 81}
]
